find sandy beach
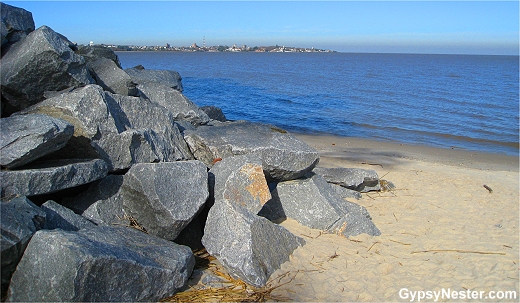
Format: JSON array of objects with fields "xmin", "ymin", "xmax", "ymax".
[{"xmin": 264, "ymin": 134, "xmax": 519, "ymax": 302}]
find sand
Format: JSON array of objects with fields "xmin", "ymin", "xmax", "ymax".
[{"xmin": 264, "ymin": 134, "xmax": 519, "ymax": 302}]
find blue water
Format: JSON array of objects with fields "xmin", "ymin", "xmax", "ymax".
[{"xmin": 117, "ymin": 52, "xmax": 519, "ymax": 156}]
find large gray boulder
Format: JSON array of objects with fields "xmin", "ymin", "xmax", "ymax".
[
  {"xmin": 200, "ymin": 105, "xmax": 227, "ymax": 122},
  {"xmin": 41, "ymin": 200, "xmax": 96, "ymax": 231},
  {"xmin": 1, "ymin": 196, "xmax": 45, "ymax": 297},
  {"xmin": 6, "ymin": 226, "xmax": 195, "ymax": 302},
  {"xmin": 0, "ymin": 2, "xmax": 34, "ymax": 47},
  {"xmin": 136, "ymin": 81, "xmax": 209, "ymax": 125},
  {"xmin": 121, "ymin": 161, "xmax": 209, "ymax": 241},
  {"xmin": 260, "ymin": 173, "xmax": 380, "ymax": 237},
  {"xmin": 0, "ymin": 114, "xmax": 74, "ymax": 168},
  {"xmin": 0, "ymin": 159, "xmax": 108, "ymax": 197},
  {"xmin": 313, "ymin": 167, "xmax": 381, "ymax": 192},
  {"xmin": 203, "ymin": 198, "xmax": 304, "ymax": 287},
  {"xmin": 184, "ymin": 121, "xmax": 319, "ymax": 181},
  {"xmin": 1, "ymin": 26, "xmax": 94, "ymax": 115},
  {"xmin": 125, "ymin": 66, "xmax": 183, "ymax": 92},
  {"xmin": 87, "ymin": 57, "xmax": 138, "ymax": 96},
  {"xmin": 77, "ymin": 44, "xmax": 122, "ymax": 68}
]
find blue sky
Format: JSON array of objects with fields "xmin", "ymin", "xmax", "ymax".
[{"xmin": 5, "ymin": 1, "xmax": 519, "ymax": 55}]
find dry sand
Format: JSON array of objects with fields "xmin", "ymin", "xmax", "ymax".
[{"xmin": 265, "ymin": 134, "xmax": 519, "ymax": 302}]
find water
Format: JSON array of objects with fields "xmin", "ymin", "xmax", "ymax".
[{"xmin": 117, "ymin": 52, "xmax": 519, "ymax": 156}]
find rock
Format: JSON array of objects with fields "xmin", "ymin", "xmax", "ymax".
[
  {"xmin": 41, "ymin": 200, "xmax": 96, "ymax": 231},
  {"xmin": 76, "ymin": 44, "xmax": 122, "ymax": 68},
  {"xmin": 121, "ymin": 161, "xmax": 209, "ymax": 241},
  {"xmin": 173, "ymin": 216, "xmax": 204, "ymax": 250},
  {"xmin": 260, "ymin": 173, "xmax": 380, "ymax": 237},
  {"xmin": 1, "ymin": 26, "xmax": 94, "ymax": 115},
  {"xmin": 87, "ymin": 57, "xmax": 138, "ymax": 96},
  {"xmin": 328, "ymin": 182, "xmax": 363, "ymax": 200},
  {"xmin": 202, "ymin": 198, "xmax": 304, "ymax": 287},
  {"xmin": 0, "ymin": 114, "xmax": 74, "ymax": 168},
  {"xmin": 1, "ymin": 196, "xmax": 45, "ymax": 297},
  {"xmin": 210, "ymin": 154, "xmax": 271, "ymax": 214},
  {"xmin": 184, "ymin": 121, "xmax": 320, "ymax": 181},
  {"xmin": 313, "ymin": 167, "xmax": 381, "ymax": 192},
  {"xmin": 6, "ymin": 226, "xmax": 195, "ymax": 302},
  {"xmin": 136, "ymin": 81, "xmax": 209, "ymax": 125},
  {"xmin": 200, "ymin": 105, "xmax": 227, "ymax": 122},
  {"xmin": 125, "ymin": 66, "xmax": 183, "ymax": 91},
  {"xmin": 0, "ymin": 159, "xmax": 108, "ymax": 197},
  {"xmin": 0, "ymin": 2, "xmax": 34, "ymax": 48}
]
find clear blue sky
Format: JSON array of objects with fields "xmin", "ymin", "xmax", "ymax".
[{"xmin": 5, "ymin": 1, "xmax": 519, "ymax": 55}]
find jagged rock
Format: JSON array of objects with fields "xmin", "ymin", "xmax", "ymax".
[
  {"xmin": 0, "ymin": 114, "xmax": 74, "ymax": 168},
  {"xmin": 0, "ymin": 159, "xmax": 108, "ymax": 197},
  {"xmin": 260, "ymin": 173, "xmax": 380, "ymax": 237},
  {"xmin": 0, "ymin": 26, "xmax": 94, "ymax": 115},
  {"xmin": 136, "ymin": 81, "xmax": 209, "ymax": 125},
  {"xmin": 184, "ymin": 121, "xmax": 319, "ymax": 181},
  {"xmin": 6, "ymin": 226, "xmax": 195, "ymax": 302},
  {"xmin": 329, "ymin": 182, "xmax": 362, "ymax": 200},
  {"xmin": 200, "ymin": 105, "xmax": 227, "ymax": 122},
  {"xmin": 76, "ymin": 44, "xmax": 122, "ymax": 68},
  {"xmin": 1, "ymin": 196, "xmax": 45, "ymax": 297},
  {"xmin": 313, "ymin": 167, "xmax": 381, "ymax": 192},
  {"xmin": 87, "ymin": 57, "xmax": 138, "ymax": 96},
  {"xmin": 202, "ymin": 198, "xmax": 304, "ymax": 287},
  {"xmin": 0, "ymin": 2, "xmax": 34, "ymax": 48},
  {"xmin": 121, "ymin": 161, "xmax": 209, "ymax": 241},
  {"xmin": 17, "ymin": 85, "xmax": 193, "ymax": 171},
  {"xmin": 41, "ymin": 200, "xmax": 96, "ymax": 231},
  {"xmin": 210, "ymin": 154, "xmax": 271, "ymax": 214},
  {"xmin": 61, "ymin": 175, "xmax": 124, "ymax": 226},
  {"xmin": 125, "ymin": 66, "xmax": 183, "ymax": 91}
]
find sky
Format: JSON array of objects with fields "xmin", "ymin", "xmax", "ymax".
[{"xmin": 4, "ymin": 1, "xmax": 519, "ymax": 55}]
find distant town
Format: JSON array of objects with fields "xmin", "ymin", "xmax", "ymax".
[{"xmin": 102, "ymin": 42, "xmax": 335, "ymax": 53}]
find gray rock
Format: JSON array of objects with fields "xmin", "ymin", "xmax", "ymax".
[
  {"xmin": 1, "ymin": 26, "xmax": 94, "ymax": 115},
  {"xmin": 6, "ymin": 226, "xmax": 195, "ymax": 302},
  {"xmin": 261, "ymin": 173, "xmax": 380, "ymax": 237},
  {"xmin": 0, "ymin": 114, "xmax": 74, "ymax": 168},
  {"xmin": 210, "ymin": 154, "xmax": 271, "ymax": 214},
  {"xmin": 136, "ymin": 81, "xmax": 209, "ymax": 125},
  {"xmin": 200, "ymin": 105, "xmax": 227, "ymax": 122},
  {"xmin": 184, "ymin": 121, "xmax": 320, "ymax": 181},
  {"xmin": 313, "ymin": 167, "xmax": 381, "ymax": 192},
  {"xmin": 1, "ymin": 196, "xmax": 45, "ymax": 297},
  {"xmin": 87, "ymin": 57, "xmax": 138, "ymax": 96},
  {"xmin": 125, "ymin": 66, "xmax": 183, "ymax": 91},
  {"xmin": 41, "ymin": 200, "xmax": 96, "ymax": 231},
  {"xmin": 77, "ymin": 44, "xmax": 122, "ymax": 68},
  {"xmin": 202, "ymin": 198, "xmax": 304, "ymax": 287},
  {"xmin": 328, "ymin": 183, "xmax": 363, "ymax": 200},
  {"xmin": 121, "ymin": 161, "xmax": 209, "ymax": 241},
  {"xmin": 0, "ymin": 159, "xmax": 108, "ymax": 197},
  {"xmin": 61, "ymin": 175, "xmax": 124, "ymax": 226},
  {"xmin": 0, "ymin": 2, "xmax": 34, "ymax": 47}
]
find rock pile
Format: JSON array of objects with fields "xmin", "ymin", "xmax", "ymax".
[{"xmin": 1, "ymin": 3, "xmax": 382, "ymax": 301}]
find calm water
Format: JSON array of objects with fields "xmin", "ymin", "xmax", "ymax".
[{"xmin": 117, "ymin": 52, "xmax": 519, "ymax": 156}]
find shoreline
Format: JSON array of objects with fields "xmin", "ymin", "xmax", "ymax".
[{"xmin": 294, "ymin": 133, "xmax": 519, "ymax": 172}]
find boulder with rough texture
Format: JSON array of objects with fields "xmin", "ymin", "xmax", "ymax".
[
  {"xmin": 1, "ymin": 26, "xmax": 94, "ymax": 115},
  {"xmin": 200, "ymin": 105, "xmax": 227, "ymax": 122},
  {"xmin": 0, "ymin": 114, "xmax": 74, "ymax": 168},
  {"xmin": 41, "ymin": 200, "xmax": 96, "ymax": 231},
  {"xmin": 1, "ymin": 196, "xmax": 45, "ymax": 297},
  {"xmin": 202, "ymin": 198, "xmax": 304, "ymax": 287},
  {"xmin": 313, "ymin": 167, "xmax": 381, "ymax": 192},
  {"xmin": 121, "ymin": 161, "xmax": 209, "ymax": 241},
  {"xmin": 76, "ymin": 44, "xmax": 122, "ymax": 68},
  {"xmin": 136, "ymin": 81, "xmax": 209, "ymax": 125},
  {"xmin": 210, "ymin": 154, "xmax": 271, "ymax": 214},
  {"xmin": 0, "ymin": 159, "xmax": 108, "ymax": 197},
  {"xmin": 260, "ymin": 173, "xmax": 380, "ymax": 237},
  {"xmin": 125, "ymin": 66, "xmax": 183, "ymax": 91},
  {"xmin": 6, "ymin": 226, "xmax": 194, "ymax": 302},
  {"xmin": 184, "ymin": 121, "xmax": 319, "ymax": 181},
  {"xmin": 0, "ymin": 2, "xmax": 34, "ymax": 47},
  {"xmin": 87, "ymin": 57, "xmax": 138, "ymax": 96}
]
